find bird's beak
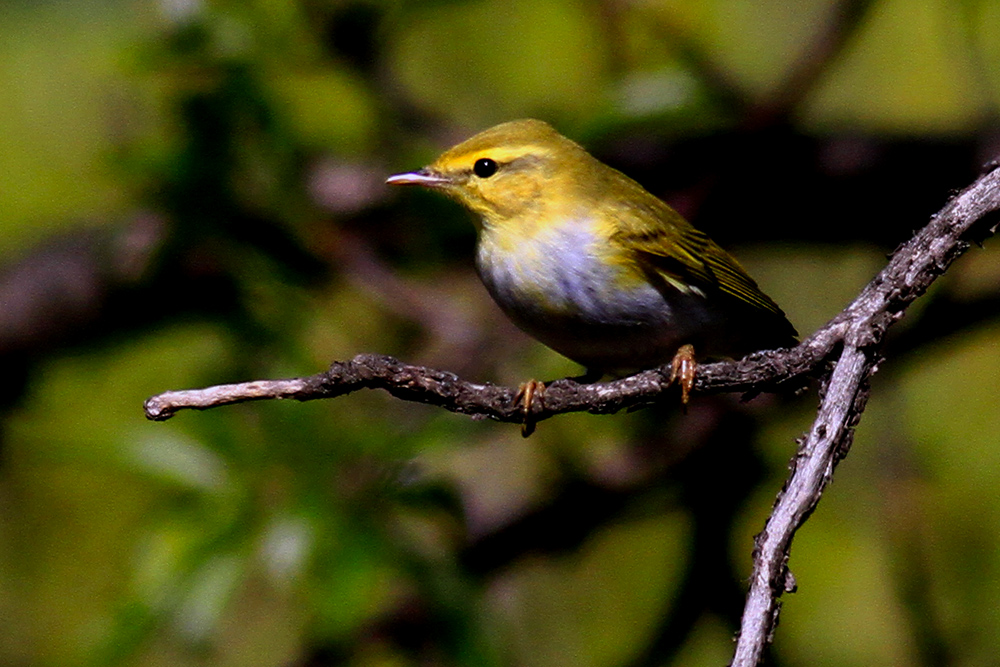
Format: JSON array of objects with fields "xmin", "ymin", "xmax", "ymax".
[{"xmin": 386, "ymin": 169, "xmax": 451, "ymax": 188}]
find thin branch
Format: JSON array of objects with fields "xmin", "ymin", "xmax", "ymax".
[
  {"xmin": 731, "ymin": 161, "xmax": 1000, "ymax": 666},
  {"xmin": 143, "ymin": 342, "xmax": 822, "ymax": 423},
  {"xmin": 733, "ymin": 345, "xmax": 875, "ymax": 665},
  {"xmin": 145, "ymin": 162, "xmax": 1000, "ymax": 666}
]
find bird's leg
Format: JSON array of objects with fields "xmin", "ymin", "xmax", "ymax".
[
  {"xmin": 669, "ymin": 344, "xmax": 697, "ymax": 404},
  {"xmin": 514, "ymin": 379, "xmax": 546, "ymax": 438},
  {"xmin": 515, "ymin": 369, "xmax": 603, "ymax": 436}
]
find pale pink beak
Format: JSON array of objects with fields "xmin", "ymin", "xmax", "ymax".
[{"xmin": 386, "ymin": 169, "xmax": 451, "ymax": 188}]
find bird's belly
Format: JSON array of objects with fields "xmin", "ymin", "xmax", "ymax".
[{"xmin": 476, "ymin": 223, "xmax": 714, "ymax": 371}]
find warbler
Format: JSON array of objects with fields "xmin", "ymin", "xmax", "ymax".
[{"xmin": 387, "ymin": 119, "xmax": 796, "ymax": 416}]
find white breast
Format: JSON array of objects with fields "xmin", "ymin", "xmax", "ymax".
[{"xmin": 475, "ymin": 219, "xmax": 671, "ymax": 328}]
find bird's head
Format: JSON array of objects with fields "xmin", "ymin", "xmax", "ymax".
[{"xmin": 387, "ymin": 119, "xmax": 597, "ymax": 226}]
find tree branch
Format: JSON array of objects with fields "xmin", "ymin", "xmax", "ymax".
[
  {"xmin": 732, "ymin": 161, "xmax": 1000, "ymax": 665},
  {"xmin": 143, "ymin": 344, "xmax": 816, "ymax": 423},
  {"xmin": 144, "ymin": 162, "xmax": 1000, "ymax": 666}
]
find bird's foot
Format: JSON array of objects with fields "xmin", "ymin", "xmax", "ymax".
[
  {"xmin": 669, "ymin": 344, "xmax": 697, "ymax": 404},
  {"xmin": 514, "ymin": 379, "xmax": 546, "ymax": 438}
]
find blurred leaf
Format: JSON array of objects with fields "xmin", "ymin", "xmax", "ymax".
[
  {"xmin": 266, "ymin": 69, "xmax": 377, "ymax": 154},
  {"xmin": 486, "ymin": 512, "xmax": 690, "ymax": 667},
  {"xmin": 172, "ymin": 553, "xmax": 245, "ymax": 644},
  {"xmin": 646, "ymin": 0, "xmax": 838, "ymax": 97},
  {"xmin": 125, "ymin": 432, "xmax": 231, "ymax": 493},
  {"xmin": 387, "ymin": 0, "xmax": 610, "ymax": 127},
  {"xmin": 0, "ymin": 0, "xmax": 150, "ymax": 251},
  {"xmin": 803, "ymin": 0, "xmax": 991, "ymax": 132}
]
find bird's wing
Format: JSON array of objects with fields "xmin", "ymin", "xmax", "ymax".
[{"xmin": 610, "ymin": 201, "xmax": 786, "ymax": 317}]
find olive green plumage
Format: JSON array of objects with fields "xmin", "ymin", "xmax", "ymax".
[{"xmin": 388, "ymin": 119, "xmax": 796, "ymax": 376}]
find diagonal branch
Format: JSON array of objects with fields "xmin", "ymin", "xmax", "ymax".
[
  {"xmin": 732, "ymin": 160, "xmax": 1000, "ymax": 665},
  {"xmin": 144, "ymin": 161, "xmax": 1000, "ymax": 666}
]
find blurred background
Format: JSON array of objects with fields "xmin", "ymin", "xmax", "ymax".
[{"xmin": 1, "ymin": 0, "xmax": 1000, "ymax": 665}]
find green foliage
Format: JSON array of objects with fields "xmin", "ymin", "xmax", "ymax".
[{"xmin": 2, "ymin": 1, "xmax": 1000, "ymax": 666}]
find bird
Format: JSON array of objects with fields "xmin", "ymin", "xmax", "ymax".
[{"xmin": 387, "ymin": 119, "xmax": 797, "ymax": 433}]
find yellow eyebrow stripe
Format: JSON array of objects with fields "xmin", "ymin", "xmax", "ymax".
[{"xmin": 435, "ymin": 144, "xmax": 550, "ymax": 171}]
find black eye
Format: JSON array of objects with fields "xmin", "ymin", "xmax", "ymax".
[{"xmin": 473, "ymin": 158, "xmax": 498, "ymax": 178}]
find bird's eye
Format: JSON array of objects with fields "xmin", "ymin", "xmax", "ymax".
[{"xmin": 473, "ymin": 158, "xmax": 498, "ymax": 178}]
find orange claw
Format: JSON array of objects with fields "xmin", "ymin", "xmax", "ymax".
[
  {"xmin": 514, "ymin": 379, "xmax": 546, "ymax": 437},
  {"xmin": 669, "ymin": 344, "xmax": 697, "ymax": 404}
]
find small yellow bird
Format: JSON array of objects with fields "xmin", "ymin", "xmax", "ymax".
[{"xmin": 388, "ymin": 119, "xmax": 796, "ymax": 422}]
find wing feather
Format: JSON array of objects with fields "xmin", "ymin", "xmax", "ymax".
[{"xmin": 608, "ymin": 196, "xmax": 786, "ymax": 317}]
